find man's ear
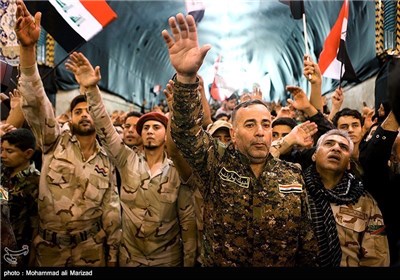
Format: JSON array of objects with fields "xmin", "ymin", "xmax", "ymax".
[
  {"xmin": 24, "ymin": 148, "xmax": 35, "ymax": 161},
  {"xmin": 347, "ymin": 160, "xmax": 351, "ymax": 170},
  {"xmin": 230, "ymin": 128, "xmax": 236, "ymax": 144},
  {"xmin": 311, "ymin": 153, "xmax": 316, "ymax": 162}
]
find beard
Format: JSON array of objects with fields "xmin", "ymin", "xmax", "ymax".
[
  {"xmin": 144, "ymin": 143, "xmax": 158, "ymax": 150},
  {"xmin": 71, "ymin": 122, "xmax": 96, "ymax": 136}
]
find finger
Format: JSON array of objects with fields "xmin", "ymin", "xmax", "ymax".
[
  {"xmin": 177, "ymin": 13, "xmax": 189, "ymax": 39},
  {"xmin": 68, "ymin": 52, "xmax": 80, "ymax": 65},
  {"xmin": 16, "ymin": 1, "xmax": 23, "ymax": 18},
  {"xmin": 13, "ymin": 89, "xmax": 20, "ymax": 97},
  {"xmin": 161, "ymin": 29, "xmax": 174, "ymax": 49},
  {"xmin": 199, "ymin": 44, "xmax": 212, "ymax": 60},
  {"xmin": 77, "ymin": 52, "xmax": 90, "ymax": 65},
  {"xmin": 94, "ymin": 66, "xmax": 101, "ymax": 80},
  {"xmin": 34, "ymin": 12, "xmax": 42, "ymax": 27},
  {"xmin": 18, "ymin": 0, "xmax": 30, "ymax": 18},
  {"xmin": 15, "ymin": 17, "xmax": 23, "ymax": 31},
  {"xmin": 65, "ymin": 61, "xmax": 77, "ymax": 72},
  {"xmin": 163, "ymin": 89, "xmax": 169, "ymax": 98},
  {"xmin": 169, "ymin": 16, "xmax": 181, "ymax": 42},
  {"xmin": 286, "ymin": 85, "xmax": 301, "ymax": 92},
  {"xmin": 186, "ymin": 14, "xmax": 197, "ymax": 41}
]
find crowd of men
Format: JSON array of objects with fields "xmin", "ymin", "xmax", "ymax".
[{"xmin": 1, "ymin": 0, "xmax": 399, "ymax": 268}]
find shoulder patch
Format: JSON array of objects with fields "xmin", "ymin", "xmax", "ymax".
[
  {"xmin": 278, "ymin": 183, "xmax": 303, "ymax": 193},
  {"xmin": 367, "ymin": 225, "xmax": 386, "ymax": 235}
]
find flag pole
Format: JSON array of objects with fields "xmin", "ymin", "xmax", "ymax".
[
  {"xmin": 303, "ymin": 13, "xmax": 309, "ymax": 55},
  {"xmin": 339, "ymin": 61, "xmax": 343, "ymax": 88},
  {"xmin": 303, "ymin": 13, "xmax": 311, "ymax": 80},
  {"xmin": 40, "ymin": 41, "xmax": 87, "ymax": 82}
]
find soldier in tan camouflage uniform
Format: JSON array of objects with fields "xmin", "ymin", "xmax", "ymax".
[
  {"xmin": 161, "ymin": 13, "xmax": 318, "ymax": 266},
  {"xmin": 14, "ymin": 0, "xmax": 121, "ymax": 267},
  {"xmin": 64, "ymin": 52, "xmax": 197, "ymax": 267},
  {"xmin": 304, "ymin": 129, "xmax": 389, "ymax": 266}
]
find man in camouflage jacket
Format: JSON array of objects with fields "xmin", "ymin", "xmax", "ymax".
[
  {"xmin": 14, "ymin": 0, "xmax": 121, "ymax": 267},
  {"xmin": 161, "ymin": 13, "xmax": 318, "ymax": 266},
  {"xmin": 65, "ymin": 52, "xmax": 197, "ymax": 267}
]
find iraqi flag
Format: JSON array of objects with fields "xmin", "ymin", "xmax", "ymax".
[
  {"xmin": 25, "ymin": 0, "xmax": 117, "ymax": 53},
  {"xmin": 210, "ymin": 55, "xmax": 225, "ymax": 102},
  {"xmin": 185, "ymin": 0, "xmax": 205, "ymax": 24},
  {"xmin": 210, "ymin": 75, "xmax": 221, "ymax": 101},
  {"xmin": 318, "ymin": 0, "xmax": 357, "ymax": 82}
]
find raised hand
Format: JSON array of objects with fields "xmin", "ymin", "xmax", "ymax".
[
  {"xmin": 161, "ymin": 13, "xmax": 211, "ymax": 83},
  {"xmin": 286, "ymin": 86, "xmax": 310, "ymax": 112},
  {"xmin": 276, "ymin": 106, "xmax": 293, "ymax": 119},
  {"xmin": 0, "ymin": 123, "xmax": 16, "ymax": 137},
  {"xmin": 65, "ymin": 52, "xmax": 101, "ymax": 88},
  {"xmin": 331, "ymin": 87, "xmax": 344, "ymax": 110},
  {"xmin": 9, "ymin": 89, "xmax": 22, "ymax": 109},
  {"xmin": 252, "ymin": 87, "xmax": 263, "ymax": 101},
  {"xmin": 290, "ymin": 121, "xmax": 318, "ymax": 148},
  {"xmin": 15, "ymin": 0, "xmax": 41, "ymax": 47},
  {"xmin": 163, "ymin": 79, "xmax": 175, "ymax": 110},
  {"xmin": 303, "ymin": 55, "xmax": 321, "ymax": 85}
]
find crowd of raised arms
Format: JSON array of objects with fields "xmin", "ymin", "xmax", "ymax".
[{"xmin": 1, "ymin": 0, "xmax": 399, "ymax": 268}]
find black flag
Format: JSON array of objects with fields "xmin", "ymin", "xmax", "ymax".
[{"xmin": 280, "ymin": 1, "xmax": 305, "ymax": 20}]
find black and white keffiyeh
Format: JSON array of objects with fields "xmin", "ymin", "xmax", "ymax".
[{"xmin": 303, "ymin": 164, "xmax": 366, "ymax": 267}]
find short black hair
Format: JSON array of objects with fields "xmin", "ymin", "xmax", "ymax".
[
  {"xmin": 231, "ymin": 99, "xmax": 269, "ymax": 124},
  {"xmin": 332, "ymin": 108, "xmax": 364, "ymax": 127},
  {"xmin": 1, "ymin": 128, "xmax": 36, "ymax": 151},
  {"xmin": 125, "ymin": 111, "xmax": 143, "ymax": 121},
  {"xmin": 272, "ymin": 117, "xmax": 297, "ymax": 129},
  {"xmin": 226, "ymin": 92, "xmax": 239, "ymax": 101},
  {"xmin": 70, "ymin": 95, "xmax": 87, "ymax": 112}
]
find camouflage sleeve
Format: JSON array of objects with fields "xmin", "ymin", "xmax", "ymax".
[
  {"xmin": 295, "ymin": 173, "xmax": 319, "ymax": 266},
  {"xmin": 18, "ymin": 64, "xmax": 60, "ymax": 153},
  {"xmin": 360, "ymin": 193, "xmax": 390, "ymax": 267},
  {"xmin": 101, "ymin": 165, "xmax": 122, "ymax": 263},
  {"xmin": 177, "ymin": 183, "xmax": 197, "ymax": 267},
  {"xmin": 171, "ymin": 77, "xmax": 214, "ymax": 187},
  {"xmin": 86, "ymin": 87, "xmax": 135, "ymax": 168}
]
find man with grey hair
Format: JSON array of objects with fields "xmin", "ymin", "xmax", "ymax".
[{"xmin": 304, "ymin": 129, "xmax": 389, "ymax": 267}]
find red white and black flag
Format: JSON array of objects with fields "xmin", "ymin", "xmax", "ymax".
[
  {"xmin": 210, "ymin": 55, "xmax": 223, "ymax": 101},
  {"xmin": 318, "ymin": 0, "xmax": 357, "ymax": 82},
  {"xmin": 25, "ymin": 0, "xmax": 117, "ymax": 53}
]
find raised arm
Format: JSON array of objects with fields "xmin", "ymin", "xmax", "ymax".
[
  {"xmin": 164, "ymin": 79, "xmax": 193, "ymax": 182},
  {"xmin": 6, "ymin": 89, "xmax": 25, "ymax": 128},
  {"xmin": 162, "ymin": 14, "xmax": 217, "ymax": 186},
  {"xmin": 327, "ymin": 87, "xmax": 344, "ymax": 122},
  {"xmin": 198, "ymin": 75, "xmax": 213, "ymax": 129},
  {"xmin": 270, "ymin": 121, "xmax": 317, "ymax": 158},
  {"xmin": 287, "ymin": 85, "xmax": 334, "ymax": 141},
  {"xmin": 65, "ymin": 52, "xmax": 133, "ymax": 167},
  {"xmin": 15, "ymin": 0, "xmax": 41, "ymax": 68},
  {"xmin": 303, "ymin": 55, "xmax": 323, "ymax": 112},
  {"xmin": 286, "ymin": 85, "xmax": 318, "ymax": 118},
  {"xmin": 15, "ymin": 0, "xmax": 59, "ymax": 152}
]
